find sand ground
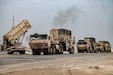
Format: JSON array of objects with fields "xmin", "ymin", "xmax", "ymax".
[{"xmin": 0, "ymin": 53, "xmax": 113, "ymax": 75}]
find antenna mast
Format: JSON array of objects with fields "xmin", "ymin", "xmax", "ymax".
[{"xmin": 12, "ymin": 5, "xmax": 14, "ymax": 29}]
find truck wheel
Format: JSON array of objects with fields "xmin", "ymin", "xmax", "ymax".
[
  {"xmin": 69, "ymin": 47, "xmax": 74, "ymax": 54},
  {"xmin": 19, "ymin": 51, "xmax": 25, "ymax": 54},
  {"xmin": 78, "ymin": 51, "xmax": 80, "ymax": 53},
  {"xmin": 36, "ymin": 52, "xmax": 41, "ymax": 55},
  {"xmin": 70, "ymin": 49, "xmax": 74, "ymax": 54},
  {"xmin": 50, "ymin": 46, "xmax": 56, "ymax": 54},
  {"xmin": 81, "ymin": 51, "xmax": 84, "ymax": 53},
  {"xmin": 55, "ymin": 50, "xmax": 59, "ymax": 54},
  {"xmin": 87, "ymin": 49, "xmax": 91, "ymax": 53},
  {"xmin": 101, "ymin": 50, "xmax": 105, "ymax": 53},
  {"xmin": 108, "ymin": 50, "xmax": 111, "ymax": 53},
  {"xmin": 78, "ymin": 50, "xmax": 81, "ymax": 53},
  {"xmin": 51, "ymin": 48, "xmax": 56, "ymax": 54},
  {"xmin": 94, "ymin": 50, "xmax": 98, "ymax": 53},
  {"xmin": 48, "ymin": 50, "xmax": 51, "ymax": 55},
  {"xmin": 59, "ymin": 46, "xmax": 63, "ymax": 54},
  {"xmin": 32, "ymin": 50, "xmax": 36, "ymax": 55},
  {"xmin": 43, "ymin": 49, "xmax": 48, "ymax": 55},
  {"xmin": 7, "ymin": 51, "xmax": 13, "ymax": 54},
  {"xmin": 43, "ymin": 52, "xmax": 48, "ymax": 55},
  {"xmin": 84, "ymin": 50, "xmax": 87, "ymax": 53}
]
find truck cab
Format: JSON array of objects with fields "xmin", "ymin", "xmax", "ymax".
[
  {"xmin": 77, "ymin": 40, "xmax": 89, "ymax": 53},
  {"xmin": 29, "ymin": 28, "xmax": 75, "ymax": 55},
  {"xmin": 77, "ymin": 37, "xmax": 96, "ymax": 53},
  {"xmin": 29, "ymin": 33, "xmax": 50, "ymax": 55},
  {"xmin": 98, "ymin": 41, "xmax": 111, "ymax": 53}
]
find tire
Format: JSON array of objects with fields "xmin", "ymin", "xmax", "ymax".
[
  {"xmin": 84, "ymin": 50, "xmax": 87, "ymax": 53},
  {"xmin": 32, "ymin": 49, "xmax": 41, "ymax": 55},
  {"xmin": 78, "ymin": 51, "xmax": 81, "ymax": 53},
  {"xmin": 50, "ymin": 45, "xmax": 56, "ymax": 54},
  {"xmin": 81, "ymin": 51, "xmax": 84, "ymax": 53},
  {"xmin": 55, "ymin": 50, "xmax": 59, "ymax": 54},
  {"xmin": 51, "ymin": 48, "xmax": 56, "ymax": 54},
  {"xmin": 19, "ymin": 51, "xmax": 25, "ymax": 54},
  {"xmin": 43, "ymin": 49, "xmax": 49, "ymax": 55},
  {"xmin": 69, "ymin": 47, "xmax": 74, "ymax": 54},
  {"xmin": 87, "ymin": 49, "xmax": 91, "ymax": 53},
  {"xmin": 94, "ymin": 50, "xmax": 98, "ymax": 53},
  {"xmin": 59, "ymin": 46, "xmax": 63, "ymax": 54},
  {"xmin": 43, "ymin": 52, "xmax": 48, "ymax": 55},
  {"xmin": 32, "ymin": 50, "xmax": 36, "ymax": 55},
  {"xmin": 36, "ymin": 52, "xmax": 41, "ymax": 55},
  {"xmin": 78, "ymin": 49, "xmax": 81, "ymax": 53},
  {"xmin": 7, "ymin": 51, "xmax": 13, "ymax": 54},
  {"xmin": 108, "ymin": 50, "xmax": 111, "ymax": 53}
]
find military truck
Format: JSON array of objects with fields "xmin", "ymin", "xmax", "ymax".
[
  {"xmin": 77, "ymin": 40, "xmax": 89, "ymax": 53},
  {"xmin": 84, "ymin": 37, "xmax": 96, "ymax": 52},
  {"xmin": 29, "ymin": 29, "xmax": 75, "ymax": 55},
  {"xmin": 29, "ymin": 33, "xmax": 50, "ymax": 55},
  {"xmin": 1, "ymin": 20, "xmax": 31, "ymax": 54},
  {"xmin": 94, "ymin": 41, "xmax": 111, "ymax": 53},
  {"xmin": 77, "ymin": 37, "xmax": 96, "ymax": 53}
]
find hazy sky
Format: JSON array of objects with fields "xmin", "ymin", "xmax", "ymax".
[{"xmin": 0, "ymin": 0, "xmax": 113, "ymax": 48}]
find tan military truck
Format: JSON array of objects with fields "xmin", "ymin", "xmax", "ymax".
[
  {"xmin": 94, "ymin": 43, "xmax": 104, "ymax": 53},
  {"xmin": 94, "ymin": 41, "xmax": 111, "ymax": 53},
  {"xmin": 77, "ymin": 40, "xmax": 89, "ymax": 53},
  {"xmin": 29, "ymin": 29, "xmax": 75, "ymax": 55},
  {"xmin": 77, "ymin": 37, "xmax": 96, "ymax": 53},
  {"xmin": 29, "ymin": 33, "xmax": 50, "ymax": 55},
  {"xmin": 50, "ymin": 29, "xmax": 75, "ymax": 54},
  {"xmin": 1, "ymin": 20, "xmax": 31, "ymax": 54},
  {"xmin": 84, "ymin": 37, "xmax": 96, "ymax": 53}
]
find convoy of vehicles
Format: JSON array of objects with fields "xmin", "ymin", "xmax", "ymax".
[
  {"xmin": 77, "ymin": 37, "xmax": 111, "ymax": 53},
  {"xmin": 0, "ymin": 19, "xmax": 112, "ymax": 55},
  {"xmin": 29, "ymin": 29, "xmax": 75, "ymax": 55}
]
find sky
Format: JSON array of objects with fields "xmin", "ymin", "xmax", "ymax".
[{"xmin": 0, "ymin": 0, "xmax": 113, "ymax": 48}]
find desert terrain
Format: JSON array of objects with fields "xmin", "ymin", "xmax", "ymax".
[{"xmin": 0, "ymin": 51, "xmax": 113, "ymax": 75}]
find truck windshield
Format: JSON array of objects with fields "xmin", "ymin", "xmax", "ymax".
[
  {"xmin": 77, "ymin": 42, "xmax": 87, "ymax": 44},
  {"xmin": 30, "ymin": 35, "xmax": 48, "ymax": 40},
  {"xmin": 37, "ymin": 35, "xmax": 48, "ymax": 40},
  {"xmin": 58, "ymin": 29, "xmax": 65, "ymax": 34}
]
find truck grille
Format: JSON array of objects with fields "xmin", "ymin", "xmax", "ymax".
[
  {"xmin": 29, "ymin": 42, "xmax": 48, "ymax": 49},
  {"xmin": 35, "ymin": 43, "xmax": 48, "ymax": 48}
]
